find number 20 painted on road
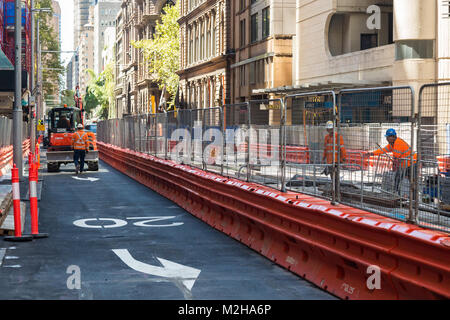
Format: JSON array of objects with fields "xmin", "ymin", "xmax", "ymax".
[{"xmin": 73, "ymin": 216, "xmax": 184, "ymax": 229}]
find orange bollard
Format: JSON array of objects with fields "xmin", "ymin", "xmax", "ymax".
[
  {"xmin": 4, "ymin": 165, "xmax": 32, "ymax": 242},
  {"xmin": 27, "ymin": 162, "xmax": 48, "ymax": 239}
]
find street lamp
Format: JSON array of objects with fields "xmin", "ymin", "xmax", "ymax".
[{"xmin": 29, "ymin": 4, "xmax": 52, "ymax": 156}]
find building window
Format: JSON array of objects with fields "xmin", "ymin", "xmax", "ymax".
[
  {"xmin": 240, "ymin": 65, "xmax": 246, "ymax": 86},
  {"xmin": 262, "ymin": 7, "xmax": 269, "ymax": 38},
  {"xmin": 195, "ymin": 24, "xmax": 199, "ymax": 62},
  {"xmin": 240, "ymin": 19, "xmax": 246, "ymax": 47},
  {"xmin": 249, "ymin": 62, "xmax": 255, "ymax": 85},
  {"xmin": 240, "ymin": 0, "xmax": 245, "ymax": 11},
  {"xmin": 200, "ymin": 20, "xmax": 205, "ymax": 60},
  {"xmin": 212, "ymin": 13, "xmax": 217, "ymax": 56},
  {"xmin": 360, "ymin": 34, "xmax": 377, "ymax": 51},
  {"xmin": 395, "ymin": 40, "xmax": 435, "ymax": 60},
  {"xmin": 206, "ymin": 17, "xmax": 211, "ymax": 58},
  {"xmin": 251, "ymin": 13, "xmax": 258, "ymax": 43}
]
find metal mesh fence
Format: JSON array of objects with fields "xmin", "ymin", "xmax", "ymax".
[
  {"xmin": 338, "ymin": 87, "xmax": 415, "ymax": 222},
  {"xmin": 284, "ymin": 91, "xmax": 336, "ymax": 202},
  {"xmin": 222, "ymin": 103, "xmax": 250, "ymax": 180},
  {"xmin": 247, "ymin": 99, "xmax": 284, "ymax": 190},
  {"xmin": 97, "ymin": 84, "xmax": 450, "ymax": 234},
  {"xmin": 0, "ymin": 117, "xmax": 13, "ymax": 148},
  {"xmin": 417, "ymin": 82, "xmax": 450, "ymax": 232},
  {"xmin": 0, "ymin": 117, "xmax": 29, "ymax": 148}
]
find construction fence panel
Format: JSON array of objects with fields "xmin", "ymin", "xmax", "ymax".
[
  {"xmin": 170, "ymin": 109, "xmax": 193, "ymax": 165},
  {"xmin": 338, "ymin": 86, "xmax": 415, "ymax": 222},
  {"xmin": 202, "ymin": 107, "xmax": 223, "ymax": 175},
  {"xmin": 0, "ymin": 117, "xmax": 12, "ymax": 148},
  {"xmin": 283, "ymin": 91, "xmax": 336, "ymax": 202},
  {"xmin": 155, "ymin": 112, "xmax": 167, "ymax": 159},
  {"xmin": 248, "ymin": 99, "xmax": 285, "ymax": 191},
  {"xmin": 417, "ymin": 82, "xmax": 450, "ymax": 233},
  {"xmin": 222, "ymin": 103, "xmax": 251, "ymax": 180}
]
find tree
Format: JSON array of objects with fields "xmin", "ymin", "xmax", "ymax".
[
  {"xmin": 83, "ymin": 62, "xmax": 115, "ymax": 119},
  {"xmin": 36, "ymin": 0, "xmax": 64, "ymax": 104},
  {"xmin": 61, "ymin": 89, "xmax": 75, "ymax": 107},
  {"xmin": 132, "ymin": 2, "xmax": 180, "ymax": 110}
]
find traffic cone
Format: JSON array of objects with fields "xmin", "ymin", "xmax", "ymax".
[
  {"xmin": 4, "ymin": 165, "xmax": 32, "ymax": 242},
  {"xmin": 25, "ymin": 162, "xmax": 48, "ymax": 239}
]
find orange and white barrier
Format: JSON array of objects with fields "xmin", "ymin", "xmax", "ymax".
[{"xmin": 98, "ymin": 141, "xmax": 450, "ymax": 300}]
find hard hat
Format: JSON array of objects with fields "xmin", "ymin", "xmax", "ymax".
[
  {"xmin": 385, "ymin": 128, "xmax": 397, "ymax": 137},
  {"xmin": 326, "ymin": 121, "xmax": 334, "ymax": 129},
  {"xmin": 77, "ymin": 124, "xmax": 84, "ymax": 129}
]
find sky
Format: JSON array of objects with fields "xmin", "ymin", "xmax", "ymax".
[{"xmin": 56, "ymin": 0, "xmax": 74, "ymax": 68}]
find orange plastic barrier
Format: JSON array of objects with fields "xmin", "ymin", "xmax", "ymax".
[
  {"xmin": 98, "ymin": 142, "xmax": 450, "ymax": 300},
  {"xmin": 0, "ymin": 140, "xmax": 31, "ymax": 177}
]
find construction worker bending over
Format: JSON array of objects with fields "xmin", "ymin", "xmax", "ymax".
[
  {"xmin": 322, "ymin": 121, "xmax": 347, "ymax": 187},
  {"xmin": 72, "ymin": 123, "xmax": 89, "ymax": 174},
  {"xmin": 368, "ymin": 128, "xmax": 417, "ymax": 195}
]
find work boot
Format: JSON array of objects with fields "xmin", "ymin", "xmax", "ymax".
[{"xmin": 76, "ymin": 164, "xmax": 80, "ymax": 175}]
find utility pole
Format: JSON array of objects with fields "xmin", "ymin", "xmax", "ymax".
[
  {"xmin": 30, "ymin": 0, "xmax": 36, "ymax": 154},
  {"xmin": 13, "ymin": 0, "xmax": 23, "ymax": 180}
]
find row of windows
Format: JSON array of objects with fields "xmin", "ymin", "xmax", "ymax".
[
  {"xmin": 241, "ymin": 7, "xmax": 270, "ymax": 46},
  {"xmin": 187, "ymin": 13, "xmax": 218, "ymax": 65},
  {"xmin": 238, "ymin": 58, "xmax": 270, "ymax": 87}
]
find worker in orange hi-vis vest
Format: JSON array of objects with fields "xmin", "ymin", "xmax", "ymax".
[
  {"xmin": 368, "ymin": 128, "xmax": 417, "ymax": 195},
  {"xmin": 322, "ymin": 121, "xmax": 347, "ymax": 187},
  {"xmin": 71, "ymin": 123, "xmax": 89, "ymax": 175}
]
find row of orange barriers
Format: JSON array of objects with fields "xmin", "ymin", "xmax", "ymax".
[
  {"xmin": 98, "ymin": 141, "xmax": 450, "ymax": 300},
  {"xmin": 0, "ymin": 140, "xmax": 31, "ymax": 177}
]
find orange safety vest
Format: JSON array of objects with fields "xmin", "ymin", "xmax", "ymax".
[
  {"xmin": 373, "ymin": 137, "xmax": 417, "ymax": 168},
  {"xmin": 323, "ymin": 132, "xmax": 347, "ymax": 164},
  {"xmin": 72, "ymin": 130, "xmax": 88, "ymax": 150}
]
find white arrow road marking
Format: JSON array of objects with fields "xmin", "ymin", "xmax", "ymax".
[
  {"xmin": 71, "ymin": 176, "xmax": 99, "ymax": 182},
  {"xmin": 112, "ymin": 249, "xmax": 201, "ymax": 291},
  {"xmin": 0, "ymin": 248, "xmax": 5, "ymax": 266}
]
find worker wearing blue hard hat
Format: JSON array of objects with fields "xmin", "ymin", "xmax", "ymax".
[{"xmin": 368, "ymin": 128, "xmax": 417, "ymax": 195}]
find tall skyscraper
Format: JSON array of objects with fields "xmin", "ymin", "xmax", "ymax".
[
  {"xmin": 93, "ymin": 0, "xmax": 121, "ymax": 75},
  {"xmin": 74, "ymin": 0, "xmax": 94, "ymax": 50}
]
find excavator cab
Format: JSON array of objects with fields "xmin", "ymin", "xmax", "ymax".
[{"xmin": 46, "ymin": 106, "xmax": 99, "ymax": 172}]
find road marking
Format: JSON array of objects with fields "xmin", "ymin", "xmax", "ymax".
[
  {"xmin": 73, "ymin": 218, "xmax": 127, "ymax": 229},
  {"xmin": 112, "ymin": 249, "xmax": 201, "ymax": 291},
  {"xmin": 0, "ymin": 248, "xmax": 5, "ymax": 266},
  {"xmin": 71, "ymin": 176, "xmax": 99, "ymax": 182},
  {"xmin": 73, "ymin": 217, "xmax": 184, "ymax": 228},
  {"xmin": 126, "ymin": 216, "xmax": 184, "ymax": 227}
]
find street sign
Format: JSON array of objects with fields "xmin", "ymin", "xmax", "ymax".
[{"xmin": 37, "ymin": 124, "xmax": 45, "ymax": 131}]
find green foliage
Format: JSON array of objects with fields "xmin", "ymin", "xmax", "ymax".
[
  {"xmin": 61, "ymin": 89, "xmax": 75, "ymax": 107},
  {"xmin": 83, "ymin": 63, "xmax": 115, "ymax": 119},
  {"xmin": 36, "ymin": 0, "xmax": 64, "ymax": 102},
  {"xmin": 132, "ymin": 2, "xmax": 180, "ymax": 110}
]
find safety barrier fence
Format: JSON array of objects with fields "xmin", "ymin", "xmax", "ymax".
[
  {"xmin": 97, "ymin": 141, "xmax": 450, "ymax": 300},
  {"xmin": 0, "ymin": 117, "xmax": 31, "ymax": 177},
  {"xmin": 98, "ymin": 83, "xmax": 450, "ymax": 234}
]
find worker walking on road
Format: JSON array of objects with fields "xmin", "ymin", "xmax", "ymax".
[
  {"xmin": 72, "ymin": 123, "xmax": 89, "ymax": 174},
  {"xmin": 368, "ymin": 128, "xmax": 417, "ymax": 195},
  {"xmin": 322, "ymin": 120, "xmax": 347, "ymax": 187}
]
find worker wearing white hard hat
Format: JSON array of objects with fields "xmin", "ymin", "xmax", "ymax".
[{"xmin": 322, "ymin": 121, "xmax": 347, "ymax": 186}]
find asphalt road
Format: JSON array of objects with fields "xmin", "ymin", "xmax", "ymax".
[{"xmin": 0, "ymin": 159, "xmax": 335, "ymax": 300}]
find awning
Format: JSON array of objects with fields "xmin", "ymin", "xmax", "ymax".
[
  {"xmin": 252, "ymin": 80, "xmax": 392, "ymax": 96},
  {"xmin": 0, "ymin": 49, "xmax": 13, "ymax": 71}
]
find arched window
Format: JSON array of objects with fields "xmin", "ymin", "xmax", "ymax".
[
  {"xmin": 212, "ymin": 12, "xmax": 216, "ymax": 56},
  {"xmin": 200, "ymin": 19, "xmax": 205, "ymax": 60},
  {"xmin": 206, "ymin": 16, "xmax": 211, "ymax": 58}
]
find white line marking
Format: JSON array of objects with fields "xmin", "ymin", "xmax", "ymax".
[{"xmin": 112, "ymin": 249, "xmax": 201, "ymax": 291}]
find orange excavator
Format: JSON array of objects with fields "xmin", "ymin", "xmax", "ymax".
[{"xmin": 45, "ymin": 101, "xmax": 99, "ymax": 172}]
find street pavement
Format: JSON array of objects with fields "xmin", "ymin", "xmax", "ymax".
[{"xmin": 0, "ymin": 158, "xmax": 336, "ymax": 300}]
